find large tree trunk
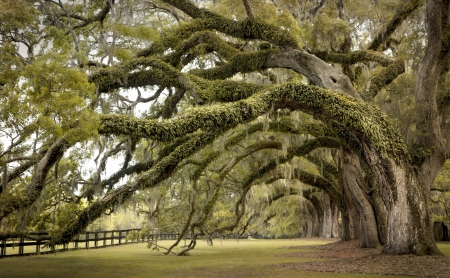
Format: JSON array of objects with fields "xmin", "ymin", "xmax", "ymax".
[
  {"xmin": 306, "ymin": 201, "xmax": 319, "ymax": 237},
  {"xmin": 371, "ymin": 188, "xmax": 387, "ymax": 245},
  {"xmin": 308, "ymin": 195, "xmax": 324, "ymax": 237},
  {"xmin": 331, "ymin": 204, "xmax": 340, "ymax": 238},
  {"xmin": 342, "ymin": 151, "xmax": 379, "ymax": 248},
  {"xmin": 322, "ymin": 192, "xmax": 332, "ymax": 238},
  {"xmin": 362, "ymin": 144, "xmax": 441, "ymax": 255},
  {"xmin": 342, "ymin": 176, "xmax": 361, "ymax": 241},
  {"xmin": 306, "ymin": 218, "xmax": 313, "ymax": 237}
]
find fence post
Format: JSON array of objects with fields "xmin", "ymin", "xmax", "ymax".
[
  {"xmin": 1, "ymin": 240, "xmax": 5, "ymax": 257},
  {"xmin": 36, "ymin": 239, "xmax": 40, "ymax": 254},
  {"xmin": 95, "ymin": 232, "xmax": 98, "ymax": 248},
  {"xmin": 118, "ymin": 231, "xmax": 122, "ymax": 245},
  {"xmin": 86, "ymin": 232, "xmax": 89, "ymax": 249},
  {"xmin": 103, "ymin": 232, "xmax": 106, "ymax": 247},
  {"xmin": 75, "ymin": 234, "xmax": 79, "ymax": 249},
  {"xmin": 19, "ymin": 237, "xmax": 24, "ymax": 255}
]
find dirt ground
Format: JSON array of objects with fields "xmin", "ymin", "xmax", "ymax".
[{"xmin": 273, "ymin": 240, "xmax": 450, "ymax": 277}]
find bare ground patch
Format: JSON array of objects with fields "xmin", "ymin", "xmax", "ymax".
[{"xmin": 273, "ymin": 240, "xmax": 450, "ymax": 277}]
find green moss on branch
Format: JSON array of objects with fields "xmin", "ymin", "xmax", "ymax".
[
  {"xmin": 189, "ymin": 50, "xmax": 277, "ymax": 80},
  {"xmin": 314, "ymin": 50, "xmax": 395, "ymax": 67},
  {"xmin": 99, "ymin": 82, "xmax": 407, "ymax": 160},
  {"xmin": 161, "ymin": 0, "xmax": 299, "ymax": 50},
  {"xmin": 361, "ymin": 58, "xmax": 405, "ymax": 100}
]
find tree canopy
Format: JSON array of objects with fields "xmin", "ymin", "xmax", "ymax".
[{"xmin": 1, "ymin": 0, "xmax": 449, "ymax": 256}]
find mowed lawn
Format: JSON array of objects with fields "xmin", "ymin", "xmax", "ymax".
[{"xmin": 0, "ymin": 239, "xmax": 449, "ymax": 278}]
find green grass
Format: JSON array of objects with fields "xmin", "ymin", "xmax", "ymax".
[
  {"xmin": 1, "ymin": 239, "xmax": 448, "ymax": 278},
  {"xmin": 437, "ymin": 241, "xmax": 450, "ymax": 255}
]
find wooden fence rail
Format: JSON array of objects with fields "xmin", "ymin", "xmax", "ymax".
[{"xmin": 0, "ymin": 229, "xmax": 180, "ymax": 258}]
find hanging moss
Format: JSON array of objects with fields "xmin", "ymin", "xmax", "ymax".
[
  {"xmin": 50, "ymin": 132, "xmax": 218, "ymax": 245},
  {"xmin": 306, "ymin": 155, "xmax": 340, "ymax": 182}
]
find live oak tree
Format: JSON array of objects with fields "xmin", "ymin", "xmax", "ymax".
[{"xmin": 1, "ymin": 0, "xmax": 450, "ymax": 256}]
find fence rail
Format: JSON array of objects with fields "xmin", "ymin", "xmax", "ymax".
[{"xmin": 0, "ymin": 229, "xmax": 180, "ymax": 258}]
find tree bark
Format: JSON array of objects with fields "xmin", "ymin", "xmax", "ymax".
[
  {"xmin": 362, "ymin": 144, "xmax": 441, "ymax": 255},
  {"xmin": 342, "ymin": 151, "xmax": 379, "ymax": 248},
  {"xmin": 342, "ymin": 176, "xmax": 361, "ymax": 241},
  {"xmin": 322, "ymin": 192, "xmax": 332, "ymax": 238},
  {"xmin": 307, "ymin": 195, "xmax": 324, "ymax": 237},
  {"xmin": 0, "ymin": 137, "xmax": 68, "ymax": 221},
  {"xmin": 331, "ymin": 203, "xmax": 340, "ymax": 238}
]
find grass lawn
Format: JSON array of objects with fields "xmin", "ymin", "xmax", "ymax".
[{"xmin": 0, "ymin": 239, "xmax": 448, "ymax": 278}]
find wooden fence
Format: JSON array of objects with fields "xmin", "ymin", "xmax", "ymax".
[{"xmin": 0, "ymin": 229, "xmax": 180, "ymax": 258}]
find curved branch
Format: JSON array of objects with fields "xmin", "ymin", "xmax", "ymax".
[
  {"xmin": 0, "ymin": 137, "xmax": 69, "ymax": 221},
  {"xmin": 161, "ymin": 0, "xmax": 299, "ymax": 50},
  {"xmin": 368, "ymin": 0, "xmax": 424, "ymax": 51},
  {"xmin": 361, "ymin": 58, "xmax": 405, "ymax": 100},
  {"xmin": 99, "ymin": 82, "xmax": 407, "ymax": 161}
]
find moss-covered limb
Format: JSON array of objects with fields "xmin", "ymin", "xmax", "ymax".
[
  {"xmin": 95, "ymin": 70, "xmax": 163, "ymax": 94},
  {"xmin": 189, "ymin": 49, "xmax": 278, "ymax": 80},
  {"xmin": 165, "ymin": 31, "xmax": 241, "ymax": 67},
  {"xmin": 190, "ymin": 76, "xmax": 264, "ymax": 102},
  {"xmin": 361, "ymin": 58, "xmax": 405, "ymax": 100},
  {"xmin": 95, "ymin": 67, "xmax": 263, "ymax": 103},
  {"xmin": 0, "ymin": 149, "xmax": 47, "ymax": 187},
  {"xmin": 90, "ymin": 57, "xmax": 203, "ymax": 103},
  {"xmin": 273, "ymin": 85, "xmax": 407, "ymax": 160},
  {"xmin": 101, "ymin": 134, "xmax": 194, "ymax": 190},
  {"xmin": 368, "ymin": 0, "xmax": 424, "ymax": 51},
  {"xmin": 99, "ymin": 82, "xmax": 407, "ymax": 160},
  {"xmin": 264, "ymin": 50, "xmax": 362, "ymax": 99},
  {"xmin": 50, "ymin": 132, "xmax": 216, "ymax": 245},
  {"xmin": 306, "ymin": 155, "xmax": 340, "ymax": 181},
  {"xmin": 0, "ymin": 137, "xmax": 70, "ymax": 221},
  {"xmin": 313, "ymin": 50, "xmax": 395, "ymax": 67},
  {"xmin": 161, "ymin": 89, "xmax": 185, "ymax": 119},
  {"xmin": 161, "ymin": 0, "xmax": 300, "ymax": 50}
]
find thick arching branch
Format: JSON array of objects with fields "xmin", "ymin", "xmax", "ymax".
[
  {"xmin": 99, "ymin": 82, "xmax": 406, "ymax": 161},
  {"xmin": 161, "ymin": 0, "xmax": 299, "ymax": 50}
]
